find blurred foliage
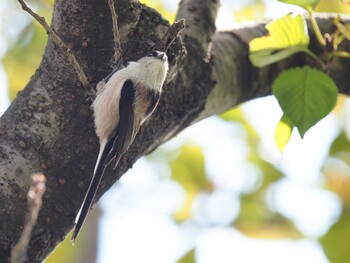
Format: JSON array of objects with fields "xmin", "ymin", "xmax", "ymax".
[
  {"xmin": 3, "ymin": 21, "xmax": 47, "ymax": 100},
  {"xmin": 325, "ymin": 132, "xmax": 350, "ymax": 180},
  {"xmin": 45, "ymin": 206, "xmax": 100, "ymax": 262},
  {"xmin": 320, "ymin": 211, "xmax": 350, "ymax": 263},
  {"xmin": 320, "ymin": 120, "xmax": 350, "ymax": 262},
  {"xmin": 139, "ymin": 0, "xmax": 176, "ymax": 23},
  {"xmin": 177, "ymin": 249, "xmax": 196, "ymax": 263},
  {"xmin": 328, "ymin": 132, "xmax": 350, "ymax": 157},
  {"xmin": 221, "ymin": 108, "xmax": 302, "ymax": 239},
  {"xmin": 171, "ymin": 145, "xmax": 213, "ymax": 222},
  {"xmin": 2, "ymin": 5, "xmax": 51, "ymax": 101},
  {"xmin": 28, "ymin": 0, "xmax": 55, "ymax": 5},
  {"xmin": 233, "ymin": 0, "xmax": 350, "ymax": 23},
  {"xmin": 316, "ymin": 0, "xmax": 350, "ymax": 13},
  {"xmin": 233, "ymin": 0, "xmax": 265, "ymax": 22},
  {"xmin": 45, "ymin": 230, "xmax": 80, "ymax": 263}
]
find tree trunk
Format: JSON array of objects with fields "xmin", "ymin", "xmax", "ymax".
[{"xmin": 0, "ymin": 0, "xmax": 349, "ymax": 261}]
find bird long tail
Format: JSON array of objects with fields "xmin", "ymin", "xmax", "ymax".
[{"xmin": 71, "ymin": 140, "xmax": 111, "ymax": 243}]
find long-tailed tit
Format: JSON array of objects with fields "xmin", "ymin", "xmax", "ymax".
[{"xmin": 72, "ymin": 51, "xmax": 169, "ymax": 242}]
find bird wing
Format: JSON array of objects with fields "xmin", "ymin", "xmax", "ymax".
[
  {"xmin": 104, "ymin": 79, "xmax": 142, "ymax": 167},
  {"xmin": 72, "ymin": 79, "xmax": 139, "ymax": 243},
  {"xmin": 105, "ymin": 80, "xmax": 161, "ymax": 168}
]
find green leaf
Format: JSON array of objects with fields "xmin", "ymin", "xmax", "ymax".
[
  {"xmin": 272, "ymin": 66, "xmax": 338, "ymax": 138},
  {"xmin": 275, "ymin": 115, "xmax": 294, "ymax": 151},
  {"xmin": 249, "ymin": 14, "xmax": 309, "ymax": 67},
  {"xmin": 278, "ymin": 0, "xmax": 320, "ymax": 10}
]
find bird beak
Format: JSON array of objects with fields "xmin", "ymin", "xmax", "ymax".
[{"xmin": 157, "ymin": 52, "xmax": 167, "ymax": 61}]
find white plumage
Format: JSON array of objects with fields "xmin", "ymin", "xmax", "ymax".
[{"xmin": 72, "ymin": 51, "xmax": 169, "ymax": 242}]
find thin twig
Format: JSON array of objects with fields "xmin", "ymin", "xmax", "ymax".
[
  {"xmin": 11, "ymin": 174, "xmax": 46, "ymax": 263},
  {"xmin": 108, "ymin": 0, "xmax": 123, "ymax": 63},
  {"xmin": 18, "ymin": 0, "xmax": 95, "ymax": 96},
  {"xmin": 157, "ymin": 19, "xmax": 186, "ymax": 52},
  {"xmin": 308, "ymin": 9, "xmax": 326, "ymax": 47},
  {"xmin": 331, "ymin": 50, "xmax": 350, "ymax": 59}
]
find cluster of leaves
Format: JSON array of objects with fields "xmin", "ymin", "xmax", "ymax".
[{"xmin": 249, "ymin": 0, "xmax": 350, "ymax": 151}]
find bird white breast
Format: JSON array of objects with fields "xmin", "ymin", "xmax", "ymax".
[
  {"xmin": 92, "ymin": 69, "xmax": 127, "ymax": 142},
  {"xmin": 92, "ymin": 56, "xmax": 168, "ymax": 142},
  {"xmin": 133, "ymin": 58, "xmax": 168, "ymax": 90}
]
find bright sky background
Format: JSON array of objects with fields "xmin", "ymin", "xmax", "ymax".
[{"xmin": 0, "ymin": 0, "xmax": 346, "ymax": 262}]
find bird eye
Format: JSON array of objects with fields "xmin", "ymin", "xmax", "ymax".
[{"xmin": 148, "ymin": 51, "xmax": 158, "ymax": 57}]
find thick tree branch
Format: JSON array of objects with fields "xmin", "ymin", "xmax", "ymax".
[
  {"xmin": 176, "ymin": 0, "xmax": 219, "ymax": 50},
  {"xmin": 0, "ymin": 0, "xmax": 349, "ymax": 261}
]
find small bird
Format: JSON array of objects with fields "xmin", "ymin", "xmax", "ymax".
[{"xmin": 72, "ymin": 51, "xmax": 169, "ymax": 242}]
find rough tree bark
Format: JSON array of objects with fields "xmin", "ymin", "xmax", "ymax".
[{"xmin": 0, "ymin": 0, "xmax": 349, "ymax": 261}]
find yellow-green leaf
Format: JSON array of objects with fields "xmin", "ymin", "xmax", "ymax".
[
  {"xmin": 249, "ymin": 14, "xmax": 309, "ymax": 67},
  {"xmin": 275, "ymin": 115, "xmax": 293, "ymax": 151}
]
